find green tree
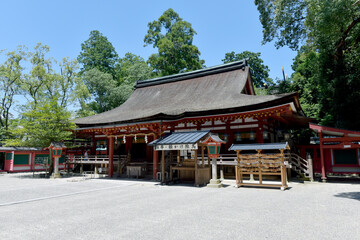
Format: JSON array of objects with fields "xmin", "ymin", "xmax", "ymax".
[
  {"xmin": 222, "ymin": 51, "xmax": 273, "ymax": 87},
  {"xmin": 255, "ymin": 0, "xmax": 360, "ymax": 130},
  {"xmin": 77, "ymin": 30, "xmax": 118, "ymax": 77},
  {"xmin": 4, "ymin": 98, "xmax": 75, "ymax": 147},
  {"xmin": 0, "ymin": 47, "xmax": 27, "ymax": 139},
  {"xmin": 81, "ymin": 68, "xmax": 125, "ymax": 113},
  {"xmin": 144, "ymin": 8, "xmax": 204, "ymax": 76},
  {"xmin": 2, "ymin": 44, "xmax": 88, "ymax": 146},
  {"xmin": 21, "ymin": 43, "xmax": 52, "ymax": 105},
  {"xmin": 78, "ymin": 53, "xmax": 152, "ymax": 115},
  {"xmin": 290, "ymin": 47, "xmax": 320, "ymax": 119},
  {"xmin": 255, "ymin": 0, "xmax": 307, "ymax": 50},
  {"xmin": 115, "ymin": 52, "xmax": 153, "ymax": 84}
]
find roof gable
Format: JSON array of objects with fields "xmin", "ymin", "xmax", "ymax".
[{"xmin": 75, "ymin": 61, "xmax": 299, "ymax": 127}]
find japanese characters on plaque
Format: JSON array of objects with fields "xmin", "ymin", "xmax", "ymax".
[{"xmin": 155, "ymin": 143, "xmax": 198, "ymax": 151}]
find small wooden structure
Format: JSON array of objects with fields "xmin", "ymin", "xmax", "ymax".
[
  {"xmin": 149, "ymin": 131, "xmax": 215, "ymax": 186},
  {"xmin": 229, "ymin": 142, "xmax": 290, "ymax": 190}
]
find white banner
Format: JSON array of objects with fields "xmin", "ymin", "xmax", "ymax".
[{"xmin": 155, "ymin": 143, "xmax": 198, "ymax": 151}]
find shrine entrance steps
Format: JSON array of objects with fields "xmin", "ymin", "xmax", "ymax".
[{"xmin": 286, "ymin": 153, "xmax": 314, "ymax": 181}]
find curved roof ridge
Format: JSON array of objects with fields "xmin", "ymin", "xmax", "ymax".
[{"xmin": 135, "ymin": 59, "xmax": 247, "ymax": 89}]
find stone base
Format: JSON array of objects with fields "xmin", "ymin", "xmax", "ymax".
[
  {"xmin": 207, "ymin": 179, "xmax": 223, "ymax": 188},
  {"xmin": 51, "ymin": 173, "xmax": 61, "ymax": 179}
]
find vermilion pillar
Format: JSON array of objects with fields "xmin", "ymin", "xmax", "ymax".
[
  {"xmin": 319, "ymin": 131, "xmax": 326, "ymax": 181},
  {"xmin": 153, "ymin": 136, "xmax": 159, "ymax": 179},
  {"xmin": 91, "ymin": 132, "xmax": 96, "ymax": 155},
  {"xmin": 256, "ymin": 120, "xmax": 264, "ymax": 143},
  {"xmin": 108, "ymin": 136, "xmax": 114, "ymax": 178}
]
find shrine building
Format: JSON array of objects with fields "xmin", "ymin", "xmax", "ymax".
[{"xmin": 73, "ymin": 60, "xmax": 310, "ymax": 179}]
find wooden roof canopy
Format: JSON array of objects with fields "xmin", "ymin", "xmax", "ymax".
[
  {"xmin": 74, "ymin": 60, "xmax": 308, "ymax": 128},
  {"xmin": 149, "ymin": 130, "xmax": 210, "ymax": 150},
  {"xmin": 229, "ymin": 142, "xmax": 290, "ymax": 151}
]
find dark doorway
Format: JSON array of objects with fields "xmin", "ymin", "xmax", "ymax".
[
  {"xmin": 131, "ymin": 143, "xmax": 147, "ymax": 162},
  {"xmin": 0, "ymin": 152, "xmax": 4, "ymax": 170}
]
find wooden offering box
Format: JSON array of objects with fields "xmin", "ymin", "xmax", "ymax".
[{"xmin": 229, "ymin": 142, "xmax": 290, "ymax": 191}]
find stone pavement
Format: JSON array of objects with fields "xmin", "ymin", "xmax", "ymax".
[{"xmin": 0, "ymin": 173, "xmax": 359, "ymax": 240}]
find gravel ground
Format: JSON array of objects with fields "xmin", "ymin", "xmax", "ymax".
[{"xmin": 0, "ymin": 173, "xmax": 359, "ymax": 240}]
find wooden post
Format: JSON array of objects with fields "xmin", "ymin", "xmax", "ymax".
[
  {"xmin": 236, "ymin": 150, "xmax": 241, "ymax": 187},
  {"xmin": 257, "ymin": 149, "xmax": 262, "ymax": 184},
  {"xmin": 319, "ymin": 131, "xmax": 327, "ymax": 182},
  {"xmin": 177, "ymin": 150, "xmax": 180, "ymax": 165},
  {"xmin": 153, "ymin": 135, "xmax": 159, "ymax": 180},
  {"xmin": 161, "ymin": 150, "xmax": 165, "ymax": 183},
  {"xmin": 153, "ymin": 150, "xmax": 159, "ymax": 180},
  {"xmin": 208, "ymin": 146, "xmax": 211, "ymax": 175},
  {"xmin": 257, "ymin": 120, "xmax": 264, "ymax": 143},
  {"xmin": 201, "ymin": 146, "xmax": 204, "ymax": 167},
  {"xmin": 280, "ymin": 149, "xmax": 286, "ymax": 190},
  {"xmin": 91, "ymin": 132, "xmax": 96, "ymax": 155},
  {"xmin": 194, "ymin": 150, "xmax": 198, "ymax": 186},
  {"xmin": 108, "ymin": 136, "xmax": 114, "ymax": 178}
]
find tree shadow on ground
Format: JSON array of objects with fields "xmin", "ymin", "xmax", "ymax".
[{"xmin": 334, "ymin": 192, "xmax": 360, "ymax": 201}]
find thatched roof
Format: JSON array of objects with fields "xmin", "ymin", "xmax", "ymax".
[{"xmin": 75, "ymin": 60, "xmax": 303, "ymax": 127}]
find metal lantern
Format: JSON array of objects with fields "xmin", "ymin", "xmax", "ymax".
[
  {"xmin": 223, "ymin": 134, "xmax": 229, "ymax": 142},
  {"xmin": 284, "ymin": 132, "xmax": 291, "ymax": 140},
  {"xmin": 249, "ymin": 131, "xmax": 256, "ymax": 140},
  {"xmin": 49, "ymin": 142, "xmax": 66, "ymax": 178},
  {"xmin": 49, "ymin": 142, "xmax": 66, "ymax": 158},
  {"xmin": 235, "ymin": 132, "xmax": 242, "ymax": 141},
  {"xmin": 201, "ymin": 134, "xmax": 226, "ymax": 159},
  {"xmin": 263, "ymin": 130, "xmax": 269, "ymax": 140}
]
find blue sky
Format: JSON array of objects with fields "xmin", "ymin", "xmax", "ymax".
[{"xmin": 0, "ymin": 0, "xmax": 296, "ymax": 81}]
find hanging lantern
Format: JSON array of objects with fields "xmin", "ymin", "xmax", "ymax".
[
  {"xmin": 250, "ymin": 131, "xmax": 256, "ymax": 140},
  {"xmin": 284, "ymin": 132, "xmax": 290, "ymax": 140},
  {"xmin": 201, "ymin": 134, "xmax": 226, "ymax": 159},
  {"xmin": 49, "ymin": 142, "xmax": 66, "ymax": 158},
  {"xmin": 145, "ymin": 135, "xmax": 148, "ymax": 143},
  {"xmin": 115, "ymin": 136, "xmax": 118, "ymax": 145},
  {"xmin": 263, "ymin": 130, "xmax": 269, "ymax": 140},
  {"xmin": 235, "ymin": 132, "xmax": 242, "ymax": 141},
  {"xmin": 223, "ymin": 134, "xmax": 229, "ymax": 142},
  {"xmin": 134, "ymin": 135, "xmax": 137, "ymax": 143},
  {"xmin": 123, "ymin": 136, "xmax": 126, "ymax": 143}
]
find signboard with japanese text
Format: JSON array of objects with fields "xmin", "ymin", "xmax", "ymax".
[{"xmin": 155, "ymin": 143, "xmax": 198, "ymax": 151}]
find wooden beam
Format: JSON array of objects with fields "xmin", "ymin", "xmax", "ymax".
[
  {"xmin": 108, "ymin": 136, "xmax": 114, "ymax": 178},
  {"xmin": 161, "ymin": 150, "xmax": 165, "ymax": 184},
  {"xmin": 201, "ymin": 146, "xmax": 204, "ymax": 167},
  {"xmin": 194, "ymin": 150, "xmax": 198, "ymax": 186}
]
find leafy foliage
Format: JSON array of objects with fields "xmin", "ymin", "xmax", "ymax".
[
  {"xmin": 289, "ymin": 47, "xmax": 320, "ymax": 119},
  {"xmin": 77, "ymin": 30, "xmax": 118, "ymax": 78},
  {"xmin": 255, "ymin": 0, "xmax": 307, "ymax": 50},
  {"xmin": 0, "ymin": 47, "xmax": 27, "ymax": 139},
  {"xmin": 115, "ymin": 53, "xmax": 153, "ymax": 84},
  {"xmin": 80, "ymin": 53, "xmax": 153, "ymax": 114},
  {"xmin": 4, "ymin": 99, "xmax": 75, "ymax": 147},
  {"xmin": 255, "ymin": 0, "xmax": 360, "ymax": 130},
  {"xmin": 144, "ymin": 8, "xmax": 204, "ymax": 76},
  {"xmin": 1, "ymin": 43, "xmax": 87, "ymax": 146},
  {"xmin": 222, "ymin": 51, "xmax": 273, "ymax": 87},
  {"xmin": 81, "ymin": 68, "xmax": 125, "ymax": 113}
]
